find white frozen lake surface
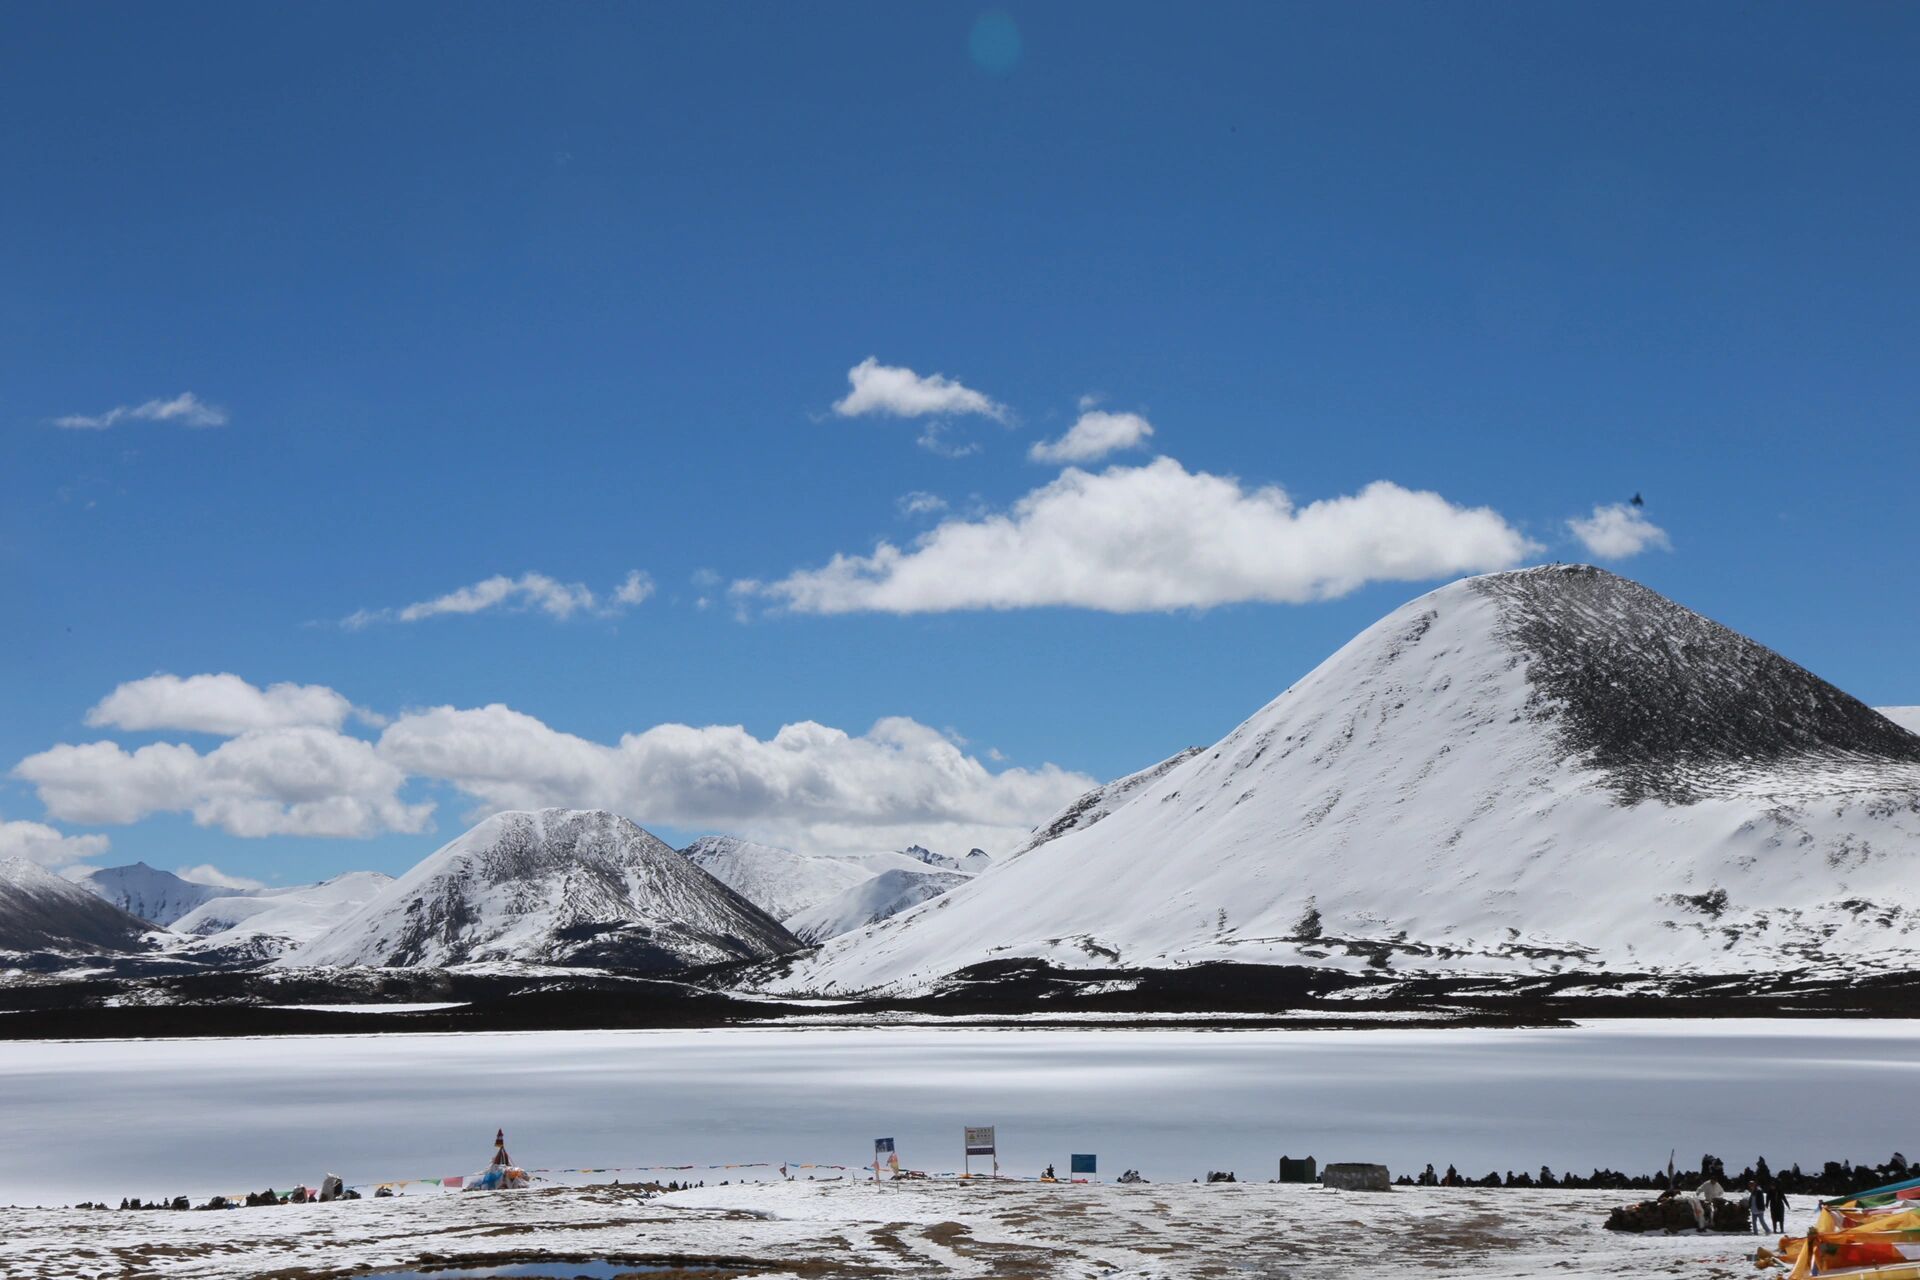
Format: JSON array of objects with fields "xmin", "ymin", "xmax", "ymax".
[{"xmin": 0, "ymin": 1019, "xmax": 1910, "ymax": 1206}]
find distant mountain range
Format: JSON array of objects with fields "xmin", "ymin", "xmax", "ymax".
[
  {"xmin": 69, "ymin": 862, "xmax": 394, "ymax": 962},
  {"xmin": 7, "ymin": 565, "xmax": 1918, "ymax": 1009},
  {"xmin": 682, "ymin": 836, "xmax": 987, "ymax": 942}
]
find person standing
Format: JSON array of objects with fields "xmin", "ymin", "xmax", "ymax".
[
  {"xmin": 1768, "ymin": 1182, "xmax": 1788, "ymax": 1234},
  {"xmin": 1748, "ymin": 1181, "xmax": 1768, "ymax": 1234}
]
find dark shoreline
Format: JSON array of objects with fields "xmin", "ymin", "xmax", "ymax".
[{"xmin": 2, "ymin": 958, "xmax": 1916, "ymax": 1041}]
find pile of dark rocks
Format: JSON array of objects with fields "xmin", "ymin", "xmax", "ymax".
[{"xmin": 1605, "ymin": 1195, "xmax": 1749, "ymax": 1234}]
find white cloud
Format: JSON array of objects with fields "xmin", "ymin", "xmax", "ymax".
[
  {"xmin": 52, "ymin": 392, "xmax": 227, "ymax": 430},
  {"xmin": 378, "ymin": 705, "xmax": 1092, "ymax": 858},
  {"xmin": 742, "ymin": 456, "xmax": 1540, "ymax": 614},
  {"xmin": 613, "ymin": 570, "xmax": 656, "ymax": 607},
  {"xmin": 1028, "ymin": 409, "xmax": 1154, "ymax": 464},
  {"xmin": 175, "ymin": 863, "xmax": 267, "ymax": 890},
  {"xmin": 87, "ymin": 673, "xmax": 354, "ymax": 735},
  {"xmin": 1567, "ymin": 503, "xmax": 1671, "ymax": 559},
  {"xmin": 15, "ymin": 678, "xmax": 1093, "ymax": 858},
  {"xmin": 897, "ymin": 491, "xmax": 949, "ymax": 518},
  {"xmin": 0, "ymin": 817, "xmax": 110, "ymax": 868},
  {"xmin": 396, "ymin": 573, "xmax": 593, "ymax": 622},
  {"xmin": 832, "ymin": 357, "xmax": 1007, "ymax": 422},
  {"xmin": 13, "ymin": 728, "xmax": 432, "ymax": 839},
  {"xmin": 345, "ymin": 570, "xmax": 653, "ymax": 628}
]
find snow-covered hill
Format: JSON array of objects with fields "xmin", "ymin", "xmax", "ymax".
[
  {"xmin": 784, "ymin": 866, "xmax": 972, "ymax": 944},
  {"xmin": 167, "ymin": 872, "xmax": 394, "ymax": 961},
  {"xmin": 781, "ymin": 565, "xmax": 1920, "ymax": 994},
  {"xmin": 1, "ymin": 857, "xmax": 155, "ymax": 954},
  {"xmin": 679, "ymin": 836, "xmax": 877, "ymax": 922},
  {"xmin": 71, "ymin": 863, "xmax": 234, "ymax": 926},
  {"xmin": 289, "ymin": 809, "xmax": 800, "ymax": 970}
]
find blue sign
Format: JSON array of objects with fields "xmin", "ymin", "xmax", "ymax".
[
  {"xmin": 874, "ymin": 1138, "xmax": 895, "ymax": 1154},
  {"xmin": 1070, "ymin": 1154, "xmax": 1096, "ymax": 1174}
]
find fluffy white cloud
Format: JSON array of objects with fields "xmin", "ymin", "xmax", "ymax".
[
  {"xmin": 377, "ymin": 704, "xmax": 1092, "ymax": 858},
  {"xmin": 833, "ymin": 357, "xmax": 1007, "ymax": 422},
  {"xmin": 345, "ymin": 570, "xmax": 652, "ymax": 628},
  {"xmin": 15, "ymin": 680, "xmax": 1091, "ymax": 857},
  {"xmin": 13, "ymin": 728, "xmax": 432, "ymax": 839},
  {"xmin": 87, "ymin": 673, "xmax": 354, "ymax": 735},
  {"xmin": 0, "ymin": 817, "xmax": 110, "ymax": 868},
  {"xmin": 1567, "ymin": 503, "xmax": 1671, "ymax": 559},
  {"xmin": 1028, "ymin": 410, "xmax": 1154, "ymax": 464},
  {"xmin": 743, "ymin": 457, "xmax": 1539, "ymax": 614},
  {"xmin": 52, "ymin": 392, "xmax": 227, "ymax": 430},
  {"xmin": 174, "ymin": 863, "xmax": 267, "ymax": 890},
  {"xmin": 613, "ymin": 570, "xmax": 656, "ymax": 606}
]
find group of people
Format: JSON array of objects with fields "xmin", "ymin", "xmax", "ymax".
[
  {"xmin": 1694, "ymin": 1176, "xmax": 1789, "ymax": 1233},
  {"xmin": 1744, "ymin": 1179, "xmax": 1790, "ymax": 1234}
]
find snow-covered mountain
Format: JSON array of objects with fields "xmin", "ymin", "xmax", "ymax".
[
  {"xmin": 71, "ymin": 862, "xmax": 235, "ymax": 926},
  {"xmin": 781, "ymin": 565, "xmax": 1920, "ymax": 994},
  {"xmin": 0, "ymin": 857, "xmax": 154, "ymax": 954},
  {"xmin": 69, "ymin": 862, "xmax": 396, "ymax": 962},
  {"xmin": 679, "ymin": 836, "xmax": 877, "ymax": 923},
  {"xmin": 900, "ymin": 845, "xmax": 961, "ymax": 871},
  {"xmin": 168, "ymin": 872, "xmax": 394, "ymax": 961},
  {"xmin": 784, "ymin": 866, "xmax": 972, "ymax": 944},
  {"xmin": 289, "ymin": 809, "xmax": 800, "ymax": 970},
  {"xmin": 958, "ymin": 849, "xmax": 994, "ymax": 873}
]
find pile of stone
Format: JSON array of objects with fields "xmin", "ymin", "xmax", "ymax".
[{"xmin": 1605, "ymin": 1195, "xmax": 1749, "ymax": 1233}]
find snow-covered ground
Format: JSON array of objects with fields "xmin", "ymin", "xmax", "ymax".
[
  {"xmin": 2, "ymin": 1021, "xmax": 1915, "ymax": 1210},
  {"xmin": 0, "ymin": 1176, "xmax": 1807, "ymax": 1279}
]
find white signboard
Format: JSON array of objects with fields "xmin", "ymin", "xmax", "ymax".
[{"xmin": 964, "ymin": 1126, "xmax": 996, "ymax": 1155}]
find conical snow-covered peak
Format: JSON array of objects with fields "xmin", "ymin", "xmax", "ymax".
[
  {"xmin": 781, "ymin": 567, "xmax": 1920, "ymax": 993},
  {"xmin": 289, "ymin": 808, "xmax": 799, "ymax": 970}
]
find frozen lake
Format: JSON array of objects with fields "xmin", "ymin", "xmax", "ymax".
[{"xmin": 0, "ymin": 1019, "xmax": 1911, "ymax": 1206}]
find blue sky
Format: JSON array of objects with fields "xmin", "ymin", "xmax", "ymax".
[{"xmin": 3, "ymin": 3, "xmax": 1916, "ymax": 886}]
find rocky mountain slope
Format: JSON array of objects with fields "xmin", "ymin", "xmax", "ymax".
[
  {"xmin": 288, "ymin": 809, "xmax": 800, "ymax": 970},
  {"xmin": 0, "ymin": 858, "xmax": 155, "ymax": 954},
  {"xmin": 779, "ymin": 565, "xmax": 1920, "ymax": 994}
]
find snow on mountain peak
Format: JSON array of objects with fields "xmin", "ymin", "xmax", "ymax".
[
  {"xmin": 289, "ymin": 809, "xmax": 799, "ymax": 970},
  {"xmin": 777, "ymin": 566, "xmax": 1920, "ymax": 993}
]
